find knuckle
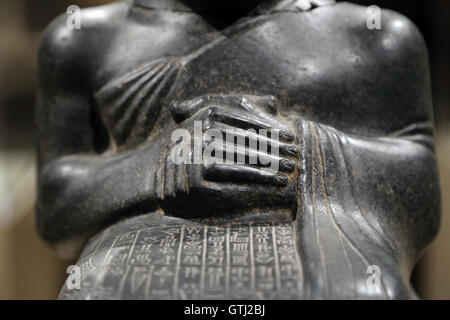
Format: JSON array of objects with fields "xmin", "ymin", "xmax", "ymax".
[
  {"xmin": 204, "ymin": 106, "xmax": 220, "ymax": 120},
  {"xmin": 206, "ymin": 106, "xmax": 219, "ymax": 114}
]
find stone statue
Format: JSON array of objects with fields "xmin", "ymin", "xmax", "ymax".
[{"xmin": 36, "ymin": 0, "xmax": 441, "ymax": 299}]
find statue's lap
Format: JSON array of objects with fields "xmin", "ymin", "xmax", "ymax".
[{"xmin": 59, "ymin": 213, "xmax": 304, "ymax": 300}]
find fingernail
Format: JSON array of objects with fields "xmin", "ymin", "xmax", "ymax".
[
  {"xmin": 280, "ymin": 130, "xmax": 295, "ymax": 141},
  {"xmin": 286, "ymin": 145, "xmax": 299, "ymax": 156},
  {"xmin": 281, "ymin": 159, "xmax": 296, "ymax": 171},
  {"xmin": 275, "ymin": 174, "xmax": 289, "ymax": 186}
]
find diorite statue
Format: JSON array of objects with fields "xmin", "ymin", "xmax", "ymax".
[{"xmin": 36, "ymin": 0, "xmax": 441, "ymax": 299}]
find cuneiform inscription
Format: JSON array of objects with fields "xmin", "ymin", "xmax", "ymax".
[{"xmin": 60, "ymin": 223, "xmax": 303, "ymax": 300}]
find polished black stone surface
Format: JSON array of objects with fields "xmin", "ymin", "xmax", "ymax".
[{"xmin": 36, "ymin": 0, "xmax": 441, "ymax": 299}]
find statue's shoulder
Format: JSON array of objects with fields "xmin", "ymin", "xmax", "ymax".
[
  {"xmin": 39, "ymin": 2, "xmax": 129, "ymax": 73},
  {"xmin": 278, "ymin": 2, "xmax": 428, "ymax": 61},
  {"xmin": 325, "ymin": 3, "xmax": 433, "ymax": 126},
  {"xmin": 330, "ymin": 2, "xmax": 428, "ymax": 57},
  {"xmin": 38, "ymin": 2, "xmax": 130, "ymax": 91}
]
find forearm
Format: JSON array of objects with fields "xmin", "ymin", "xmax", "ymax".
[{"xmin": 36, "ymin": 143, "xmax": 162, "ymax": 246}]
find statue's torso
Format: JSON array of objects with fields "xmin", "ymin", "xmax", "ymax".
[
  {"xmin": 84, "ymin": 3, "xmax": 428, "ymax": 149},
  {"xmin": 56, "ymin": 2, "xmax": 438, "ymax": 300}
]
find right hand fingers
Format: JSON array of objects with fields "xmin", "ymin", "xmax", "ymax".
[
  {"xmin": 205, "ymin": 122, "xmax": 300, "ymax": 157},
  {"xmin": 170, "ymin": 94, "xmax": 280, "ymax": 123},
  {"xmin": 203, "ymin": 141, "xmax": 297, "ymax": 173},
  {"xmin": 202, "ymin": 107, "xmax": 296, "ymax": 143},
  {"xmin": 203, "ymin": 163, "xmax": 289, "ymax": 187}
]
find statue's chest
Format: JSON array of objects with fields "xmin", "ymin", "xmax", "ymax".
[
  {"xmin": 167, "ymin": 16, "xmax": 346, "ymax": 106},
  {"xmin": 94, "ymin": 12, "xmax": 376, "ymax": 147},
  {"xmin": 98, "ymin": 12, "xmax": 358, "ymax": 106}
]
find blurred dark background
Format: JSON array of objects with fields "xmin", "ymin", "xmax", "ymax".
[{"xmin": 0, "ymin": 0, "xmax": 448, "ymax": 299}]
